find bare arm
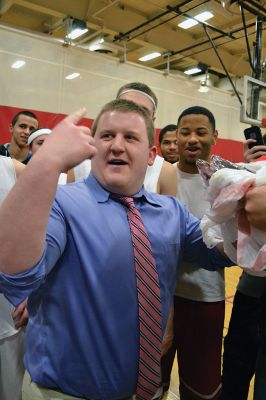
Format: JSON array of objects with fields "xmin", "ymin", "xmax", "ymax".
[
  {"xmin": 157, "ymin": 160, "xmax": 177, "ymax": 196},
  {"xmin": 0, "ymin": 109, "xmax": 97, "ymax": 275},
  {"xmin": 244, "ymin": 185, "xmax": 266, "ymax": 231}
]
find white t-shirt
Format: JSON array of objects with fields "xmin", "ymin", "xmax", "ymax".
[
  {"xmin": 174, "ymin": 167, "xmax": 225, "ymax": 302},
  {"xmin": 74, "ymin": 155, "xmax": 164, "ymax": 193},
  {"xmin": 0, "ymin": 156, "xmax": 20, "ymax": 339}
]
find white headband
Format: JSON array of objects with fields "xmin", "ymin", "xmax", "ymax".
[
  {"xmin": 117, "ymin": 89, "xmax": 157, "ymax": 112},
  {"xmin": 28, "ymin": 128, "xmax": 52, "ymax": 145}
]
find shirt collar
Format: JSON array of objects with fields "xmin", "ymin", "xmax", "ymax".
[{"xmin": 85, "ymin": 173, "xmax": 162, "ymax": 208}]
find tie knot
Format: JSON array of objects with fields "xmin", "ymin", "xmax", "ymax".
[{"xmin": 110, "ymin": 194, "xmax": 135, "ymax": 209}]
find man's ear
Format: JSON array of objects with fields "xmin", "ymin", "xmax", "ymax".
[
  {"xmin": 212, "ymin": 129, "xmax": 218, "ymax": 145},
  {"xmin": 148, "ymin": 145, "xmax": 157, "ymax": 166}
]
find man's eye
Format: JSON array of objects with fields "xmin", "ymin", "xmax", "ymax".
[{"xmin": 102, "ymin": 134, "xmax": 113, "ymax": 140}]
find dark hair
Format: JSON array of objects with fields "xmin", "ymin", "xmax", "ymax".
[
  {"xmin": 12, "ymin": 111, "xmax": 38, "ymax": 127},
  {"xmin": 177, "ymin": 106, "xmax": 216, "ymax": 131},
  {"xmin": 263, "ymin": 133, "xmax": 266, "ymax": 145},
  {"xmin": 116, "ymin": 82, "xmax": 158, "ymax": 114},
  {"xmin": 159, "ymin": 124, "xmax": 177, "ymax": 144},
  {"xmin": 92, "ymin": 99, "xmax": 155, "ymax": 147}
]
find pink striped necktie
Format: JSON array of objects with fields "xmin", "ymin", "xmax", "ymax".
[{"xmin": 111, "ymin": 195, "xmax": 162, "ymax": 400}]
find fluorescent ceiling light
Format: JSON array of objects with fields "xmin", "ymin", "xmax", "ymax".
[
  {"xmin": 178, "ymin": 11, "xmax": 214, "ymax": 29},
  {"xmin": 139, "ymin": 52, "xmax": 161, "ymax": 62},
  {"xmin": 196, "ymin": 11, "xmax": 214, "ymax": 22},
  {"xmin": 11, "ymin": 60, "xmax": 25, "ymax": 69},
  {"xmin": 178, "ymin": 19, "xmax": 198, "ymax": 29},
  {"xmin": 65, "ymin": 72, "xmax": 80, "ymax": 80},
  {"xmin": 68, "ymin": 28, "xmax": 88, "ymax": 40},
  {"xmin": 184, "ymin": 67, "xmax": 202, "ymax": 75}
]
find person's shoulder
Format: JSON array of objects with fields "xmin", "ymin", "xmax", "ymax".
[
  {"xmin": 11, "ymin": 159, "xmax": 25, "ymax": 177},
  {"xmin": 158, "ymin": 159, "xmax": 177, "ymax": 196}
]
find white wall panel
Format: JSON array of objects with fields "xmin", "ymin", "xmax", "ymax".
[{"xmin": 0, "ymin": 24, "xmax": 247, "ymax": 141}]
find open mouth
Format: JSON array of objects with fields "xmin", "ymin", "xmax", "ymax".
[
  {"xmin": 108, "ymin": 160, "xmax": 128, "ymax": 165},
  {"xmin": 187, "ymin": 147, "xmax": 199, "ymax": 155}
]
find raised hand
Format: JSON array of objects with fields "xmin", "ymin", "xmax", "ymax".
[
  {"xmin": 243, "ymin": 139, "xmax": 266, "ymax": 163},
  {"xmin": 34, "ymin": 108, "xmax": 97, "ymax": 173}
]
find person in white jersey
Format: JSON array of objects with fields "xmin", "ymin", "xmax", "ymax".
[
  {"xmin": 0, "ymin": 156, "xmax": 27, "ymax": 400},
  {"xmin": 161, "ymin": 106, "xmax": 225, "ymax": 400},
  {"xmin": 67, "ymin": 82, "xmax": 177, "ymax": 196}
]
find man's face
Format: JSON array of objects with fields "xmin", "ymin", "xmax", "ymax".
[
  {"xmin": 10, "ymin": 115, "xmax": 38, "ymax": 148},
  {"xmin": 31, "ymin": 134, "xmax": 48, "ymax": 155},
  {"xmin": 177, "ymin": 114, "xmax": 217, "ymax": 172},
  {"xmin": 91, "ymin": 111, "xmax": 156, "ymax": 195},
  {"xmin": 160, "ymin": 131, "xmax": 179, "ymax": 163},
  {"xmin": 119, "ymin": 91, "xmax": 155, "ymax": 121}
]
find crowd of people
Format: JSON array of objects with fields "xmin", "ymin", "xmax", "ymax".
[{"xmin": 0, "ymin": 82, "xmax": 265, "ymax": 400}]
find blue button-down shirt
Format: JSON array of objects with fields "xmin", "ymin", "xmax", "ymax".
[{"xmin": 0, "ymin": 174, "xmax": 231, "ymax": 399}]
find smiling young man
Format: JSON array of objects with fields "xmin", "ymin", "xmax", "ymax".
[
  {"xmin": 0, "ymin": 100, "xmax": 232, "ymax": 400},
  {"xmin": 161, "ymin": 106, "xmax": 225, "ymax": 400},
  {"xmin": 158, "ymin": 124, "xmax": 178, "ymax": 164},
  {"xmin": 0, "ymin": 111, "xmax": 39, "ymax": 164}
]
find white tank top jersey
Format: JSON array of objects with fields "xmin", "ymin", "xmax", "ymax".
[
  {"xmin": 174, "ymin": 167, "xmax": 225, "ymax": 302},
  {"xmin": 74, "ymin": 155, "xmax": 164, "ymax": 193},
  {"xmin": 0, "ymin": 156, "xmax": 20, "ymax": 339}
]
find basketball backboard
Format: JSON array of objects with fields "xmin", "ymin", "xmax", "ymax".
[{"xmin": 241, "ymin": 75, "xmax": 266, "ymax": 127}]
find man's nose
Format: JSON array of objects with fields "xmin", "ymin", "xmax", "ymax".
[
  {"xmin": 23, "ymin": 127, "xmax": 31, "ymax": 136},
  {"xmin": 188, "ymin": 132, "xmax": 198, "ymax": 143},
  {"xmin": 111, "ymin": 135, "xmax": 125, "ymax": 152},
  {"xmin": 169, "ymin": 142, "xmax": 178, "ymax": 150}
]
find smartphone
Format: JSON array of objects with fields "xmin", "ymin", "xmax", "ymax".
[{"xmin": 244, "ymin": 126, "xmax": 264, "ymax": 148}]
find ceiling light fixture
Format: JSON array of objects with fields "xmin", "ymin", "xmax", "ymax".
[
  {"xmin": 65, "ymin": 72, "xmax": 80, "ymax": 80},
  {"xmin": 198, "ymin": 80, "xmax": 209, "ymax": 93},
  {"xmin": 184, "ymin": 67, "xmax": 202, "ymax": 75},
  {"xmin": 11, "ymin": 60, "xmax": 25, "ymax": 69},
  {"xmin": 66, "ymin": 18, "xmax": 88, "ymax": 40},
  {"xmin": 139, "ymin": 52, "xmax": 161, "ymax": 62},
  {"xmin": 178, "ymin": 11, "xmax": 214, "ymax": 29},
  {"xmin": 89, "ymin": 35, "xmax": 105, "ymax": 51},
  {"xmin": 198, "ymin": 69, "xmax": 209, "ymax": 93}
]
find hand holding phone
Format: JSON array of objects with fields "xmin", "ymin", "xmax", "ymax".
[{"xmin": 244, "ymin": 126, "xmax": 264, "ymax": 149}]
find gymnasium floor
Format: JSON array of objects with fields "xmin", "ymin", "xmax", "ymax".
[{"xmin": 165, "ymin": 267, "xmax": 254, "ymax": 400}]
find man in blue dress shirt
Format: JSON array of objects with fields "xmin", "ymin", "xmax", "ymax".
[{"xmin": 0, "ymin": 100, "xmax": 231, "ymax": 400}]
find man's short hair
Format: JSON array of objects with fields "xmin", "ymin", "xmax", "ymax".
[
  {"xmin": 11, "ymin": 111, "xmax": 39, "ymax": 127},
  {"xmin": 92, "ymin": 99, "xmax": 155, "ymax": 147},
  {"xmin": 159, "ymin": 124, "xmax": 177, "ymax": 144},
  {"xmin": 263, "ymin": 133, "xmax": 266, "ymax": 145},
  {"xmin": 116, "ymin": 82, "xmax": 158, "ymax": 115},
  {"xmin": 177, "ymin": 106, "xmax": 216, "ymax": 131}
]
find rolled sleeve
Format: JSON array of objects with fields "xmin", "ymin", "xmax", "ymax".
[
  {"xmin": 0, "ymin": 198, "xmax": 67, "ymax": 307},
  {"xmin": 0, "ymin": 250, "xmax": 47, "ymax": 306}
]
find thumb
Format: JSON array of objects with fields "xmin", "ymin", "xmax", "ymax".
[{"xmin": 65, "ymin": 107, "xmax": 87, "ymax": 125}]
